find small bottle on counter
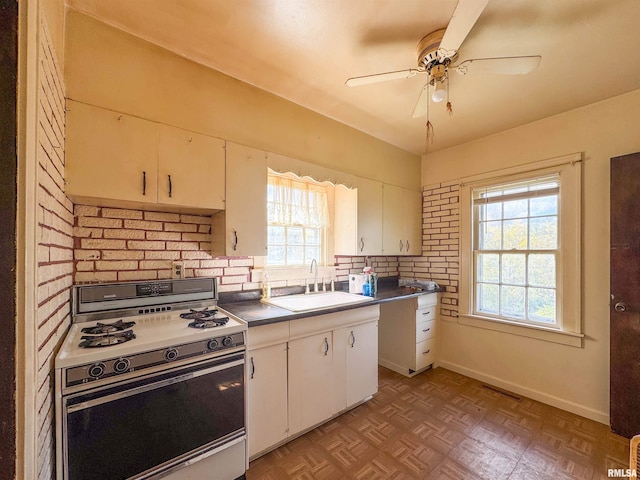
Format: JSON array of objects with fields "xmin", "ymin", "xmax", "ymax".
[
  {"xmin": 262, "ymin": 273, "xmax": 270, "ymax": 299},
  {"xmin": 362, "ymin": 267, "xmax": 376, "ymax": 297}
]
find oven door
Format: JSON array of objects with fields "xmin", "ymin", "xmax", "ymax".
[{"xmin": 62, "ymin": 353, "xmax": 245, "ymax": 480}]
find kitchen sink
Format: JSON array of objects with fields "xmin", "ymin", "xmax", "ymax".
[{"xmin": 261, "ymin": 291, "xmax": 373, "ymax": 312}]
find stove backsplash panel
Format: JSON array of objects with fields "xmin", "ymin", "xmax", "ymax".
[{"xmin": 72, "ymin": 205, "xmax": 255, "ymax": 292}]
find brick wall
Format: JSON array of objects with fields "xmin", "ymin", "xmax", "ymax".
[
  {"xmin": 73, "ymin": 205, "xmax": 257, "ymax": 292},
  {"xmin": 36, "ymin": 18, "xmax": 73, "ymax": 480},
  {"xmin": 404, "ymin": 182, "xmax": 460, "ymax": 320},
  {"xmin": 334, "ymin": 255, "xmax": 401, "ymax": 281}
]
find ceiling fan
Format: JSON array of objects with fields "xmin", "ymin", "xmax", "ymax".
[{"xmin": 345, "ymin": 0, "xmax": 541, "ymax": 120}]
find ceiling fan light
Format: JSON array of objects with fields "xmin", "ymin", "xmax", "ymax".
[{"xmin": 432, "ymin": 85, "xmax": 446, "ymax": 103}]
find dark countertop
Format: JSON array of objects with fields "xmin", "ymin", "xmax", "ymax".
[{"xmin": 219, "ymin": 283, "xmax": 441, "ymax": 328}]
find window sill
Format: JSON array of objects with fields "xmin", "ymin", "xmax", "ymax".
[{"xmin": 458, "ymin": 314, "xmax": 583, "ymax": 348}]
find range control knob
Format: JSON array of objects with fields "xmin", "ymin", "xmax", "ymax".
[
  {"xmin": 222, "ymin": 336, "xmax": 233, "ymax": 347},
  {"xmin": 88, "ymin": 362, "xmax": 106, "ymax": 379},
  {"xmin": 207, "ymin": 339, "xmax": 219, "ymax": 351},
  {"xmin": 113, "ymin": 358, "xmax": 130, "ymax": 374},
  {"xmin": 164, "ymin": 348, "xmax": 179, "ymax": 362}
]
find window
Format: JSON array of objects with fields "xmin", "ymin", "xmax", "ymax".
[
  {"xmin": 473, "ymin": 176, "xmax": 559, "ymax": 325},
  {"xmin": 459, "ymin": 153, "xmax": 583, "ymax": 346},
  {"xmin": 266, "ymin": 171, "xmax": 329, "ymax": 266}
]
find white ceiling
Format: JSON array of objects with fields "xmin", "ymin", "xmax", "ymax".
[{"xmin": 66, "ymin": 0, "xmax": 640, "ymax": 156}]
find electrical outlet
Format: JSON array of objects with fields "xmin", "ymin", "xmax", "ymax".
[{"xmin": 172, "ymin": 261, "xmax": 184, "ymax": 279}]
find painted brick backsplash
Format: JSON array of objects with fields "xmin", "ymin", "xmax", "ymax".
[
  {"xmin": 403, "ymin": 182, "xmax": 460, "ymax": 320},
  {"xmin": 73, "ymin": 205, "xmax": 258, "ymax": 292},
  {"xmin": 334, "ymin": 255, "xmax": 402, "ymax": 281},
  {"xmin": 37, "ymin": 18, "xmax": 73, "ymax": 480}
]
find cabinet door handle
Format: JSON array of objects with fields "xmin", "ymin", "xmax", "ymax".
[
  {"xmin": 422, "ymin": 311, "xmax": 431, "ymax": 315},
  {"xmin": 422, "ymin": 328, "xmax": 431, "ymax": 333},
  {"xmin": 168, "ymin": 174, "xmax": 172, "ymax": 198},
  {"xmin": 142, "ymin": 171, "xmax": 146, "ymax": 196},
  {"xmin": 423, "ymin": 349, "xmax": 431, "ymax": 355},
  {"xmin": 406, "ymin": 240, "xmax": 410, "ymax": 251},
  {"xmin": 399, "ymin": 239, "xmax": 404, "ymax": 252},
  {"xmin": 323, "ymin": 337, "xmax": 329, "ymax": 356},
  {"xmin": 360, "ymin": 237, "xmax": 365, "ymax": 252},
  {"xmin": 232, "ymin": 230, "xmax": 238, "ymax": 251},
  {"xmin": 250, "ymin": 356, "xmax": 255, "ymax": 379},
  {"xmin": 349, "ymin": 330, "xmax": 355, "ymax": 348}
]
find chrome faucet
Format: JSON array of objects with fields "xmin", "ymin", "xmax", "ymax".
[{"xmin": 310, "ymin": 259, "xmax": 318, "ymax": 293}]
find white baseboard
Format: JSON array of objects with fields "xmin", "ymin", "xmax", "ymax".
[
  {"xmin": 437, "ymin": 360, "xmax": 609, "ymax": 425},
  {"xmin": 378, "ymin": 358, "xmax": 432, "ymax": 378},
  {"xmin": 378, "ymin": 358, "xmax": 410, "ymax": 376}
]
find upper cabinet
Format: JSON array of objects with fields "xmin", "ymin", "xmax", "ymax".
[
  {"xmin": 156, "ymin": 125, "xmax": 225, "ymax": 209},
  {"xmin": 357, "ymin": 178, "xmax": 384, "ymax": 255},
  {"xmin": 211, "ymin": 142, "xmax": 267, "ymax": 257},
  {"xmin": 403, "ymin": 189, "xmax": 422, "ymax": 256},
  {"xmin": 335, "ymin": 179, "xmax": 421, "ymax": 256},
  {"xmin": 65, "ymin": 100, "xmax": 225, "ymax": 211},
  {"xmin": 383, "ymin": 185, "xmax": 422, "ymax": 256},
  {"xmin": 334, "ymin": 177, "xmax": 383, "ymax": 256},
  {"xmin": 66, "ymin": 101, "xmax": 159, "ymax": 204}
]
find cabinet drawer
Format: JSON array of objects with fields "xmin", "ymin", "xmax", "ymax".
[
  {"xmin": 417, "ymin": 293, "xmax": 437, "ymax": 309},
  {"xmin": 415, "ymin": 320, "xmax": 437, "ymax": 343},
  {"xmin": 247, "ymin": 321, "xmax": 289, "ymax": 350},
  {"xmin": 415, "ymin": 338, "xmax": 436, "ymax": 371},
  {"xmin": 415, "ymin": 305, "xmax": 436, "ymax": 323}
]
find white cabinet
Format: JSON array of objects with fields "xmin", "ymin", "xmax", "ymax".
[
  {"xmin": 403, "ymin": 189, "xmax": 423, "ymax": 256},
  {"xmin": 66, "ymin": 100, "xmax": 158, "ymax": 205},
  {"xmin": 246, "ymin": 322, "xmax": 289, "ymax": 459},
  {"xmin": 65, "ymin": 100, "xmax": 225, "ymax": 211},
  {"xmin": 247, "ymin": 343, "xmax": 288, "ymax": 458},
  {"xmin": 383, "ymin": 185, "xmax": 422, "ymax": 255},
  {"xmin": 288, "ymin": 332, "xmax": 335, "ymax": 436},
  {"xmin": 211, "ymin": 142, "xmax": 267, "ymax": 256},
  {"xmin": 356, "ymin": 178, "xmax": 384, "ymax": 255},
  {"xmin": 334, "ymin": 178, "xmax": 383, "ymax": 256},
  {"xmin": 333, "ymin": 321, "xmax": 378, "ymax": 409},
  {"xmin": 245, "ymin": 305, "xmax": 380, "ymax": 461},
  {"xmin": 157, "ymin": 125, "xmax": 225, "ymax": 209},
  {"xmin": 378, "ymin": 293, "xmax": 438, "ymax": 377}
]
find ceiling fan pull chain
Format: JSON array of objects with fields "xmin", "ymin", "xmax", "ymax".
[{"xmin": 446, "ymin": 73, "xmax": 453, "ymax": 116}]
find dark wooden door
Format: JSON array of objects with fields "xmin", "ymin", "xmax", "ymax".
[
  {"xmin": 0, "ymin": 3, "xmax": 18, "ymax": 479},
  {"xmin": 610, "ymin": 152, "xmax": 640, "ymax": 438}
]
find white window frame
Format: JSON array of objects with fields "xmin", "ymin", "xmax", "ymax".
[
  {"xmin": 266, "ymin": 171, "xmax": 329, "ymax": 268},
  {"xmin": 459, "ymin": 153, "xmax": 584, "ymax": 347}
]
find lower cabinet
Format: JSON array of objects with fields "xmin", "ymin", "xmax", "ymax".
[
  {"xmin": 378, "ymin": 293, "xmax": 438, "ymax": 377},
  {"xmin": 333, "ymin": 322, "xmax": 378, "ymax": 410},
  {"xmin": 246, "ymin": 342, "xmax": 288, "ymax": 458},
  {"xmin": 246, "ymin": 305, "xmax": 379, "ymax": 460},
  {"xmin": 288, "ymin": 332, "xmax": 335, "ymax": 436}
]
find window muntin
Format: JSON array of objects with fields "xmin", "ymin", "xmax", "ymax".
[
  {"xmin": 266, "ymin": 171, "xmax": 329, "ymax": 266},
  {"xmin": 473, "ymin": 176, "xmax": 559, "ymax": 326}
]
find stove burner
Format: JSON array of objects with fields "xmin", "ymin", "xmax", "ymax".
[
  {"xmin": 79, "ymin": 330, "xmax": 136, "ymax": 348},
  {"xmin": 180, "ymin": 308, "xmax": 219, "ymax": 321},
  {"xmin": 81, "ymin": 319, "xmax": 136, "ymax": 335},
  {"xmin": 188, "ymin": 317, "xmax": 229, "ymax": 329}
]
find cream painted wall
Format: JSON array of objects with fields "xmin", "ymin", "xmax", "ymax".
[
  {"xmin": 64, "ymin": 10, "xmax": 420, "ymax": 190},
  {"xmin": 40, "ymin": 0, "xmax": 64, "ymax": 64},
  {"xmin": 423, "ymin": 89, "xmax": 640, "ymax": 423}
]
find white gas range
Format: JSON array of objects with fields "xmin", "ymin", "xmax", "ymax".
[{"xmin": 55, "ymin": 277, "xmax": 248, "ymax": 480}]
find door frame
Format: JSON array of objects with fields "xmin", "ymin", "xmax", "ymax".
[{"xmin": 0, "ymin": 3, "xmax": 19, "ymax": 479}]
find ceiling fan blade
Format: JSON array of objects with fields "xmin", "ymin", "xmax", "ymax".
[
  {"xmin": 412, "ymin": 84, "xmax": 429, "ymax": 118},
  {"xmin": 345, "ymin": 68, "xmax": 423, "ymax": 87},
  {"xmin": 439, "ymin": 0, "xmax": 490, "ymax": 55},
  {"xmin": 455, "ymin": 55, "xmax": 541, "ymax": 75}
]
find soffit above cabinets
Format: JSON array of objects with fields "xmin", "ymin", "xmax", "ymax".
[{"xmin": 66, "ymin": 0, "xmax": 640, "ymax": 155}]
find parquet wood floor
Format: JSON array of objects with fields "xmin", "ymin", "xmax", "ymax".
[{"xmin": 247, "ymin": 366, "xmax": 629, "ymax": 479}]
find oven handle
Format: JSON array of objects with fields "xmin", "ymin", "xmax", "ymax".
[{"xmin": 67, "ymin": 358, "xmax": 244, "ymax": 414}]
